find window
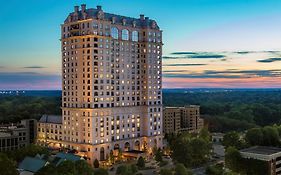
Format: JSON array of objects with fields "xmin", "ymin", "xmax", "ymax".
[
  {"xmin": 121, "ymin": 29, "xmax": 129, "ymax": 40},
  {"xmin": 132, "ymin": 31, "xmax": 138, "ymax": 42},
  {"xmin": 111, "ymin": 27, "xmax": 118, "ymax": 39}
]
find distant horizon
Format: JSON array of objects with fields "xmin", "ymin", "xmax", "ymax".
[{"xmin": 1, "ymin": 87, "xmax": 281, "ymax": 91}]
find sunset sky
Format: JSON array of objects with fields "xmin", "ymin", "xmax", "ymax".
[{"xmin": 1, "ymin": 0, "xmax": 281, "ymax": 89}]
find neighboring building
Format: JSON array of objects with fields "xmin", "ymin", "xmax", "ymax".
[
  {"xmin": 163, "ymin": 106, "xmax": 204, "ymax": 134},
  {"xmin": 18, "ymin": 153, "xmax": 84, "ymax": 175},
  {"xmin": 18, "ymin": 157, "xmax": 47, "ymax": 175},
  {"xmin": 37, "ymin": 4, "xmax": 163, "ymax": 162},
  {"xmin": 180, "ymin": 105, "xmax": 203, "ymax": 132},
  {"xmin": 163, "ymin": 107, "xmax": 181, "ymax": 134},
  {"xmin": 211, "ymin": 133, "xmax": 224, "ymax": 143},
  {"xmin": 37, "ymin": 115, "xmax": 63, "ymax": 148},
  {"xmin": 0, "ymin": 119, "xmax": 37, "ymax": 151},
  {"xmin": 240, "ymin": 146, "xmax": 281, "ymax": 175}
]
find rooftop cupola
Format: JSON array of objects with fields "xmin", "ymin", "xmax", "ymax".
[
  {"xmin": 74, "ymin": 6, "xmax": 79, "ymax": 13},
  {"xmin": 81, "ymin": 4, "xmax": 86, "ymax": 12},
  {"xmin": 97, "ymin": 5, "xmax": 102, "ymax": 11},
  {"xmin": 140, "ymin": 14, "xmax": 145, "ymax": 20}
]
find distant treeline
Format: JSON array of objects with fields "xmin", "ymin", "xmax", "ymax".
[
  {"xmin": 0, "ymin": 96, "xmax": 61, "ymax": 123},
  {"xmin": 163, "ymin": 90, "xmax": 281, "ymax": 132},
  {"xmin": 0, "ymin": 90, "xmax": 281, "ymax": 132}
]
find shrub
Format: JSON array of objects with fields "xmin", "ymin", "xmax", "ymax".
[
  {"xmin": 94, "ymin": 159, "xmax": 99, "ymax": 168},
  {"xmin": 137, "ymin": 156, "xmax": 145, "ymax": 169}
]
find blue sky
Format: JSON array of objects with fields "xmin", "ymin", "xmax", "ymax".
[{"xmin": 0, "ymin": 0, "xmax": 281, "ymax": 89}]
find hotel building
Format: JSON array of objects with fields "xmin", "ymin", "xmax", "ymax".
[{"xmin": 37, "ymin": 4, "xmax": 163, "ymax": 162}]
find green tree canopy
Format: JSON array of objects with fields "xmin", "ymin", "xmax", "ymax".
[
  {"xmin": 225, "ymin": 147, "xmax": 242, "ymax": 173},
  {"xmin": 205, "ymin": 164, "xmax": 224, "ymax": 175},
  {"xmin": 222, "ymin": 131, "xmax": 245, "ymax": 149},
  {"xmin": 0, "ymin": 153, "xmax": 18, "ymax": 175},
  {"xmin": 94, "ymin": 168, "xmax": 108, "ymax": 175},
  {"xmin": 75, "ymin": 160, "xmax": 93, "ymax": 175},
  {"xmin": 170, "ymin": 132, "xmax": 211, "ymax": 167},
  {"xmin": 160, "ymin": 168, "xmax": 173, "ymax": 175},
  {"xmin": 175, "ymin": 163, "xmax": 193, "ymax": 175},
  {"xmin": 245, "ymin": 128, "xmax": 263, "ymax": 146},
  {"xmin": 262, "ymin": 126, "xmax": 280, "ymax": 146}
]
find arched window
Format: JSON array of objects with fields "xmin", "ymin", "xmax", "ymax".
[
  {"xmin": 121, "ymin": 29, "xmax": 129, "ymax": 40},
  {"xmin": 111, "ymin": 27, "xmax": 118, "ymax": 39},
  {"xmin": 132, "ymin": 31, "xmax": 138, "ymax": 42}
]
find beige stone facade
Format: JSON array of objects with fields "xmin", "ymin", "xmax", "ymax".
[
  {"xmin": 163, "ymin": 106, "xmax": 204, "ymax": 134},
  {"xmin": 163, "ymin": 107, "xmax": 181, "ymax": 134},
  {"xmin": 37, "ymin": 4, "xmax": 163, "ymax": 162}
]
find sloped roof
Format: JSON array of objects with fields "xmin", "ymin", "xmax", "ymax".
[
  {"xmin": 19, "ymin": 157, "xmax": 47, "ymax": 173},
  {"xmin": 39, "ymin": 115, "xmax": 62, "ymax": 124},
  {"xmin": 55, "ymin": 152, "xmax": 82, "ymax": 165},
  {"xmin": 65, "ymin": 6, "xmax": 159, "ymax": 29}
]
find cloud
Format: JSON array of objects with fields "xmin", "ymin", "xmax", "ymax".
[
  {"xmin": 234, "ymin": 51, "xmax": 252, "ymax": 54},
  {"xmin": 163, "ymin": 63, "xmax": 207, "ymax": 66},
  {"xmin": 163, "ymin": 70, "xmax": 188, "ymax": 73},
  {"xmin": 0, "ymin": 72, "xmax": 61, "ymax": 90},
  {"xmin": 164, "ymin": 73, "xmax": 243, "ymax": 79},
  {"xmin": 257, "ymin": 58, "xmax": 281, "ymax": 63},
  {"xmin": 189, "ymin": 54, "xmax": 225, "ymax": 59},
  {"xmin": 23, "ymin": 66, "xmax": 45, "ymax": 69},
  {"xmin": 162, "ymin": 56, "xmax": 180, "ymax": 59},
  {"xmin": 164, "ymin": 52, "xmax": 226, "ymax": 60},
  {"xmin": 171, "ymin": 52, "xmax": 197, "ymax": 55},
  {"xmin": 163, "ymin": 69, "xmax": 281, "ymax": 79}
]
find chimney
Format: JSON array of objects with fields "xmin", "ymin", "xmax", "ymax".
[
  {"xmin": 140, "ymin": 14, "xmax": 145, "ymax": 20},
  {"xmin": 97, "ymin": 5, "xmax": 102, "ymax": 10},
  {"xmin": 74, "ymin": 6, "xmax": 79, "ymax": 13},
  {"xmin": 81, "ymin": 4, "xmax": 86, "ymax": 12}
]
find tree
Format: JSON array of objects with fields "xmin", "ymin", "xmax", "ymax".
[
  {"xmin": 116, "ymin": 165, "xmax": 137, "ymax": 175},
  {"xmin": 155, "ymin": 148, "xmax": 163, "ymax": 162},
  {"xmin": 262, "ymin": 126, "xmax": 280, "ymax": 146},
  {"xmin": 0, "ymin": 153, "xmax": 18, "ymax": 175},
  {"xmin": 35, "ymin": 164, "xmax": 57, "ymax": 175},
  {"xmin": 137, "ymin": 156, "xmax": 145, "ymax": 169},
  {"xmin": 189, "ymin": 138, "xmax": 212, "ymax": 166},
  {"xmin": 94, "ymin": 158, "xmax": 100, "ymax": 168},
  {"xmin": 170, "ymin": 133, "xmax": 211, "ymax": 167},
  {"xmin": 225, "ymin": 147, "xmax": 242, "ymax": 173},
  {"xmin": 130, "ymin": 164, "xmax": 138, "ymax": 174},
  {"xmin": 94, "ymin": 168, "xmax": 108, "ymax": 175},
  {"xmin": 245, "ymin": 128, "xmax": 263, "ymax": 146},
  {"xmin": 199, "ymin": 127, "xmax": 211, "ymax": 142},
  {"xmin": 222, "ymin": 131, "xmax": 244, "ymax": 149},
  {"xmin": 175, "ymin": 163, "xmax": 193, "ymax": 175},
  {"xmin": 7, "ymin": 144, "xmax": 49, "ymax": 162},
  {"xmin": 205, "ymin": 164, "xmax": 224, "ymax": 175},
  {"xmin": 117, "ymin": 149, "xmax": 123, "ymax": 161},
  {"xmin": 160, "ymin": 168, "xmax": 173, "ymax": 175},
  {"xmin": 116, "ymin": 165, "xmax": 127, "ymax": 175},
  {"xmin": 109, "ymin": 150, "xmax": 115, "ymax": 164},
  {"xmin": 56, "ymin": 160, "xmax": 76, "ymax": 175},
  {"xmin": 75, "ymin": 160, "xmax": 93, "ymax": 175}
]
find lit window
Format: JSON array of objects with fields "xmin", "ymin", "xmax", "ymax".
[
  {"xmin": 121, "ymin": 29, "xmax": 129, "ymax": 40},
  {"xmin": 111, "ymin": 27, "xmax": 118, "ymax": 39},
  {"xmin": 132, "ymin": 31, "xmax": 138, "ymax": 42}
]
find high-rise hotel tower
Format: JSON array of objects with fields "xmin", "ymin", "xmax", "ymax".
[{"xmin": 37, "ymin": 4, "xmax": 163, "ymax": 161}]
